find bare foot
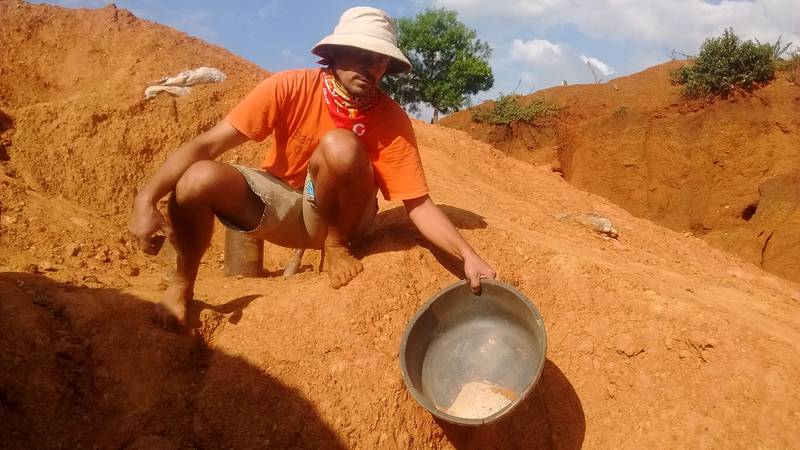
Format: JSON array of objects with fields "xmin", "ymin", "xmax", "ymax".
[
  {"xmin": 153, "ymin": 283, "xmax": 193, "ymax": 332},
  {"xmin": 324, "ymin": 241, "xmax": 363, "ymax": 289}
]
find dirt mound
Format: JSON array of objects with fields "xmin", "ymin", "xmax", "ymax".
[
  {"xmin": 0, "ymin": 0, "xmax": 268, "ymax": 217},
  {"xmin": 441, "ymin": 62, "xmax": 800, "ymax": 283},
  {"xmin": 2, "ymin": 2, "xmax": 800, "ymax": 449}
]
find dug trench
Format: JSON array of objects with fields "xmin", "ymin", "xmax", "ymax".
[{"xmin": 441, "ymin": 61, "xmax": 800, "ymax": 284}]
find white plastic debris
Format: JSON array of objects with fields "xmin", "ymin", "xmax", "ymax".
[
  {"xmin": 574, "ymin": 212, "xmax": 620, "ymax": 239},
  {"xmin": 144, "ymin": 85, "xmax": 191, "ymax": 99},
  {"xmin": 144, "ymin": 67, "xmax": 226, "ymax": 99},
  {"xmin": 153, "ymin": 67, "xmax": 226, "ymax": 86}
]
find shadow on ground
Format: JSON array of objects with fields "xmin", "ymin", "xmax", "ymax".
[
  {"xmin": 0, "ymin": 272, "xmax": 344, "ymax": 449},
  {"xmin": 190, "ymin": 294, "xmax": 260, "ymax": 326},
  {"xmin": 356, "ymin": 203, "xmax": 489, "ymax": 280},
  {"xmin": 438, "ymin": 360, "xmax": 585, "ymax": 449}
]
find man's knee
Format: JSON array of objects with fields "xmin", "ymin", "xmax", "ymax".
[
  {"xmin": 175, "ymin": 160, "xmax": 227, "ymax": 203},
  {"xmin": 314, "ymin": 129, "xmax": 368, "ymax": 175}
]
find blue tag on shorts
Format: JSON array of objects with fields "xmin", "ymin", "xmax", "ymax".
[{"xmin": 304, "ymin": 173, "xmax": 316, "ymax": 203}]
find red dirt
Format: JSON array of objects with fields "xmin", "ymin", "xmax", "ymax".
[
  {"xmin": 441, "ymin": 61, "xmax": 800, "ymax": 284},
  {"xmin": 2, "ymin": 2, "xmax": 800, "ymax": 449}
]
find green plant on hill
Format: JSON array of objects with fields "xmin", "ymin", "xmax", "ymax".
[
  {"xmin": 471, "ymin": 94, "xmax": 556, "ymax": 129},
  {"xmin": 671, "ymin": 28, "xmax": 778, "ymax": 97},
  {"xmin": 755, "ymin": 36, "xmax": 793, "ymax": 60}
]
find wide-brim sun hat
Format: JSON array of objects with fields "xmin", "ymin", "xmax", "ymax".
[{"xmin": 311, "ymin": 6, "xmax": 412, "ymax": 75}]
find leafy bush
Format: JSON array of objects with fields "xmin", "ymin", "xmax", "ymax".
[
  {"xmin": 471, "ymin": 94, "xmax": 556, "ymax": 128},
  {"xmin": 672, "ymin": 28, "xmax": 776, "ymax": 97}
]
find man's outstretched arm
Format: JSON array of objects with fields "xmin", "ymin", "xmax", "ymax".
[
  {"xmin": 404, "ymin": 195, "xmax": 496, "ymax": 292},
  {"xmin": 128, "ymin": 120, "xmax": 249, "ymax": 252}
]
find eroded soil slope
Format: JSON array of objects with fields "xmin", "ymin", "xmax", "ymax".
[
  {"xmin": 442, "ymin": 62, "xmax": 800, "ymax": 283},
  {"xmin": 2, "ymin": 2, "xmax": 800, "ymax": 449}
]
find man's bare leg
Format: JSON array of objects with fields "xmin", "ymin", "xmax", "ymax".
[
  {"xmin": 155, "ymin": 161, "xmax": 265, "ymax": 331},
  {"xmin": 309, "ymin": 129, "xmax": 374, "ymax": 289}
]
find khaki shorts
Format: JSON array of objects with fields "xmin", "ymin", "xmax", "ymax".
[{"xmin": 220, "ymin": 165, "xmax": 377, "ymax": 249}]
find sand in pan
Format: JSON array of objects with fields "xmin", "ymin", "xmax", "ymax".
[{"xmin": 444, "ymin": 382, "xmax": 517, "ymax": 419}]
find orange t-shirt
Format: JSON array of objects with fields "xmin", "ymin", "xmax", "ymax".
[{"xmin": 225, "ymin": 68, "xmax": 429, "ymax": 201}]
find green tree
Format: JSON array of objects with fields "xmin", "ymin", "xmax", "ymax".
[{"xmin": 382, "ymin": 8, "xmax": 494, "ymax": 123}]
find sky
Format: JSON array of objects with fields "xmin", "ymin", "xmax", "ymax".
[{"xmin": 37, "ymin": 1, "xmax": 800, "ymax": 118}]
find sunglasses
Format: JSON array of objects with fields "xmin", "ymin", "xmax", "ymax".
[{"xmin": 336, "ymin": 47, "xmax": 390, "ymax": 68}]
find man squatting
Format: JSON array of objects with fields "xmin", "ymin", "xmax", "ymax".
[{"xmin": 128, "ymin": 7, "xmax": 497, "ymax": 331}]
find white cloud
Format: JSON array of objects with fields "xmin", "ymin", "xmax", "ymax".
[
  {"xmin": 580, "ymin": 55, "xmax": 614, "ymax": 76},
  {"xmin": 504, "ymin": 38, "xmax": 614, "ymax": 88},
  {"xmin": 431, "ymin": 0, "xmax": 800, "ymax": 101},
  {"xmin": 509, "ymin": 39, "xmax": 565, "ymax": 65},
  {"xmin": 434, "ymin": 0, "xmax": 800, "ymax": 54}
]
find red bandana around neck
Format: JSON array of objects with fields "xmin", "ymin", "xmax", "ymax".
[{"xmin": 321, "ymin": 69, "xmax": 380, "ymax": 137}]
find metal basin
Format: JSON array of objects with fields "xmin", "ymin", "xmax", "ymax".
[{"xmin": 400, "ymin": 279, "xmax": 547, "ymax": 426}]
